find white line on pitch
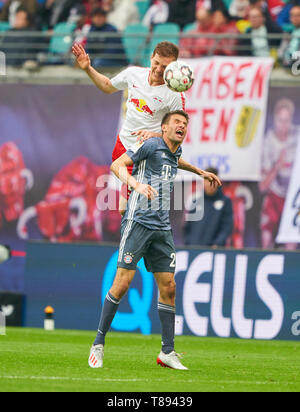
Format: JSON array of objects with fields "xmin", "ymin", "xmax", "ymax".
[{"xmin": 0, "ymin": 375, "xmax": 286, "ymax": 386}]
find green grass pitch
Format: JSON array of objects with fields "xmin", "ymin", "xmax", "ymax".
[{"xmin": 0, "ymin": 327, "xmax": 300, "ymax": 392}]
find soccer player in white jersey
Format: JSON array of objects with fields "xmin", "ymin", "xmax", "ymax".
[{"xmin": 72, "ymin": 41, "xmax": 221, "ymax": 213}]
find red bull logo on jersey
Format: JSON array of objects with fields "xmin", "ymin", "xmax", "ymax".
[{"xmin": 130, "ymin": 98, "xmax": 155, "ymax": 117}]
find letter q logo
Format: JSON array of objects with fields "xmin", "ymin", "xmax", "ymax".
[{"xmin": 102, "ymin": 251, "xmax": 153, "ymax": 335}]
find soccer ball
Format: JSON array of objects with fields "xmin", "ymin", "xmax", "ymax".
[{"xmin": 164, "ymin": 61, "xmax": 194, "ymax": 93}]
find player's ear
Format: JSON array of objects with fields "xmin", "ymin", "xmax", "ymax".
[{"xmin": 161, "ymin": 124, "xmax": 168, "ymax": 134}]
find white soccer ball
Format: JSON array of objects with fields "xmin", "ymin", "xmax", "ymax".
[{"xmin": 164, "ymin": 61, "xmax": 194, "ymax": 93}]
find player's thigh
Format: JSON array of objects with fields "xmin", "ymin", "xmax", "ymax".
[
  {"xmin": 117, "ymin": 221, "xmax": 152, "ymax": 271},
  {"xmin": 144, "ymin": 230, "xmax": 177, "ymax": 274}
]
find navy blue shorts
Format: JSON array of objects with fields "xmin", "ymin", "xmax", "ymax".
[{"xmin": 117, "ymin": 221, "xmax": 176, "ymax": 273}]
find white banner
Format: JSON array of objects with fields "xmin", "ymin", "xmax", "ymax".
[
  {"xmin": 181, "ymin": 57, "xmax": 274, "ymax": 181},
  {"xmin": 276, "ymin": 141, "xmax": 300, "ymax": 244}
]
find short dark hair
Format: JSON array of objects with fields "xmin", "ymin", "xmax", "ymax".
[
  {"xmin": 291, "ymin": 5, "xmax": 300, "ymax": 12},
  {"xmin": 206, "ymin": 167, "xmax": 219, "ymax": 176},
  {"xmin": 152, "ymin": 41, "xmax": 179, "ymax": 60},
  {"xmin": 91, "ymin": 7, "xmax": 107, "ymax": 17},
  {"xmin": 161, "ymin": 110, "xmax": 189, "ymax": 127},
  {"xmin": 16, "ymin": 6, "xmax": 33, "ymax": 26}
]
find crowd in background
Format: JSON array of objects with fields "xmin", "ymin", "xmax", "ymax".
[
  {"xmin": 0, "ymin": 0, "xmax": 299, "ymax": 67},
  {"xmin": 178, "ymin": 0, "xmax": 300, "ymax": 66}
]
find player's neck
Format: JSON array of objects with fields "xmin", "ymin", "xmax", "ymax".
[
  {"xmin": 149, "ymin": 78, "xmax": 165, "ymax": 87},
  {"xmin": 163, "ymin": 136, "xmax": 180, "ymax": 153}
]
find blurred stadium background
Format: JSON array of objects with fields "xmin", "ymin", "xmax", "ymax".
[{"xmin": 0, "ymin": 0, "xmax": 300, "ymax": 368}]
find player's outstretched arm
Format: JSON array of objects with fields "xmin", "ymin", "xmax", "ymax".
[
  {"xmin": 178, "ymin": 158, "xmax": 222, "ymax": 187},
  {"xmin": 111, "ymin": 154, "xmax": 158, "ymax": 200},
  {"xmin": 72, "ymin": 43, "xmax": 118, "ymax": 95}
]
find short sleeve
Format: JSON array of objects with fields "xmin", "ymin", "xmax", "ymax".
[
  {"xmin": 169, "ymin": 91, "xmax": 186, "ymax": 112},
  {"xmin": 110, "ymin": 67, "xmax": 133, "ymax": 90},
  {"xmin": 126, "ymin": 138, "xmax": 159, "ymax": 163}
]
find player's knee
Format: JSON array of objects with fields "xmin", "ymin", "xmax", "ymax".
[
  {"xmin": 169, "ymin": 280, "xmax": 176, "ymax": 299},
  {"xmin": 111, "ymin": 278, "xmax": 131, "ymax": 300},
  {"xmin": 161, "ymin": 279, "xmax": 176, "ymax": 301},
  {"xmin": 121, "ymin": 278, "xmax": 132, "ymax": 293}
]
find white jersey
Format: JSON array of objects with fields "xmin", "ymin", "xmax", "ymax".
[{"xmin": 110, "ymin": 66, "xmax": 186, "ymax": 150}]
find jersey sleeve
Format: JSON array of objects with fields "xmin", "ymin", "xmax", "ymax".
[
  {"xmin": 110, "ymin": 67, "xmax": 133, "ymax": 90},
  {"xmin": 169, "ymin": 91, "xmax": 186, "ymax": 112},
  {"xmin": 126, "ymin": 138, "xmax": 159, "ymax": 163}
]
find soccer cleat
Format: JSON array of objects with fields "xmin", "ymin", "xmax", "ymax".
[
  {"xmin": 157, "ymin": 351, "xmax": 188, "ymax": 370},
  {"xmin": 88, "ymin": 344, "xmax": 104, "ymax": 368}
]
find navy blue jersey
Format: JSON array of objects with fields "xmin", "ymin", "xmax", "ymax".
[{"xmin": 124, "ymin": 138, "xmax": 182, "ymax": 230}]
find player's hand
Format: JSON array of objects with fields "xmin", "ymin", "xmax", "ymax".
[
  {"xmin": 135, "ymin": 183, "xmax": 158, "ymax": 200},
  {"xmin": 132, "ymin": 130, "xmax": 159, "ymax": 144},
  {"xmin": 202, "ymin": 171, "xmax": 222, "ymax": 188},
  {"xmin": 72, "ymin": 43, "xmax": 91, "ymax": 71}
]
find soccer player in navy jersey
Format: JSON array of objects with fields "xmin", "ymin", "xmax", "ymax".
[{"xmin": 88, "ymin": 110, "xmax": 221, "ymax": 370}]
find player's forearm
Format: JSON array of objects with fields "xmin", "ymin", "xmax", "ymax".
[
  {"xmin": 260, "ymin": 167, "xmax": 279, "ymax": 193},
  {"xmin": 178, "ymin": 158, "xmax": 205, "ymax": 176},
  {"xmin": 111, "ymin": 161, "xmax": 138, "ymax": 190},
  {"xmin": 85, "ymin": 66, "xmax": 116, "ymax": 94}
]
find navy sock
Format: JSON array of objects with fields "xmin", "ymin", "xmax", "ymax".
[
  {"xmin": 158, "ymin": 302, "xmax": 176, "ymax": 354},
  {"xmin": 93, "ymin": 292, "xmax": 120, "ymax": 346}
]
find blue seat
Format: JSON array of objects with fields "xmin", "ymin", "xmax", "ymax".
[
  {"xmin": 282, "ymin": 24, "xmax": 294, "ymax": 33},
  {"xmin": 135, "ymin": 0, "xmax": 151, "ymax": 21},
  {"xmin": 183, "ymin": 23, "xmax": 197, "ymax": 33},
  {"xmin": 122, "ymin": 23, "xmax": 149, "ymax": 65},
  {"xmin": 49, "ymin": 22, "xmax": 76, "ymax": 54},
  {"xmin": 0, "ymin": 22, "xmax": 10, "ymax": 32},
  {"xmin": 223, "ymin": 0, "xmax": 233, "ymax": 9},
  {"xmin": 143, "ymin": 23, "xmax": 180, "ymax": 66},
  {"xmin": 151, "ymin": 23, "xmax": 180, "ymax": 47}
]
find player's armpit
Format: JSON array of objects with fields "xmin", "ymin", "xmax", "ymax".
[{"xmin": 111, "ymin": 153, "xmax": 133, "ymax": 174}]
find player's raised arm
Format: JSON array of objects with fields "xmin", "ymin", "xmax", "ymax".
[
  {"xmin": 72, "ymin": 43, "xmax": 119, "ymax": 95},
  {"xmin": 111, "ymin": 153, "xmax": 158, "ymax": 200},
  {"xmin": 178, "ymin": 158, "xmax": 222, "ymax": 187}
]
